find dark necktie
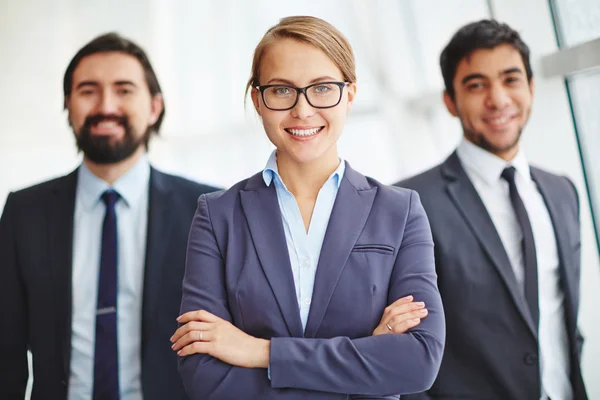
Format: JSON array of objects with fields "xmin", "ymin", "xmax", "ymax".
[
  {"xmin": 501, "ymin": 166, "xmax": 539, "ymax": 329},
  {"xmin": 93, "ymin": 190, "xmax": 120, "ymax": 400}
]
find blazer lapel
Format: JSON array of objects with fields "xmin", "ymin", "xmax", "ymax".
[
  {"xmin": 240, "ymin": 174, "xmax": 304, "ymax": 338},
  {"xmin": 530, "ymin": 169, "xmax": 578, "ymax": 324},
  {"xmin": 443, "ymin": 152, "xmax": 537, "ymax": 338},
  {"xmin": 49, "ymin": 170, "xmax": 78, "ymax": 378},
  {"xmin": 304, "ymin": 164, "xmax": 376, "ymax": 338},
  {"xmin": 142, "ymin": 169, "xmax": 174, "ymax": 341}
]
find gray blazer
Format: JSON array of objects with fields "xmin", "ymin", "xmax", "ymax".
[
  {"xmin": 397, "ymin": 151, "xmax": 587, "ymax": 400},
  {"xmin": 178, "ymin": 163, "xmax": 446, "ymax": 399}
]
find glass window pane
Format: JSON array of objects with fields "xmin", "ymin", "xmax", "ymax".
[
  {"xmin": 553, "ymin": 0, "xmax": 600, "ymax": 46},
  {"xmin": 567, "ymin": 71, "xmax": 600, "ymax": 236}
]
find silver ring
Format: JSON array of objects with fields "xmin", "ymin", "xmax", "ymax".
[
  {"xmin": 199, "ymin": 330, "xmax": 203, "ymax": 341},
  {"xmin": 386, "ymin": 323, "xmax": 393, "ymax": 331}
]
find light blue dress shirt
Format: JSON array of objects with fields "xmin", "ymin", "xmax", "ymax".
[
  {"xmin": 69, "ymin": 156, "xmax": 150, "ymax": 400},
  {"xmin": 262, "ymin": 150, "xmax": 345, "ymax": 331}
]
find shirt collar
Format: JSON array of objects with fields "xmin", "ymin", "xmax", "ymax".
[
  {"xmin": 262, "ymin": 150, "xmax": 345, "ymax": 189},
  {"xmin": 76, "ymin": 155, "xmax": 151, "ymax": 210},
  {"xmin": 456, "ymin": 138, "xmax": 531, "ymax": 186}
]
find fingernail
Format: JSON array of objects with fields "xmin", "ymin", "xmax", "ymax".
[
  {"xmin": 177, "ymin": 350, "xmax": 182, "ymax": 356},
  {"xmin": 419, "ymin": 309, "xmax": 428, "ymax": 315},
  {"xmin": 176, "ymin": 316, "xmax": 182, "ymax": 322},
  {"xmin": 171, "ymin": 344, "xmax": 175, "ymax": 349},
  {"xmin": 405, "ymin": 295, "xmax": 413, "ymax": 301},
  {"xmin": 412, "ymin": 318, "xmax": 420, "ymax": 323},
  {"xmin": 416, "ymin": 302, "xmax": 425, "ymax": 307}
]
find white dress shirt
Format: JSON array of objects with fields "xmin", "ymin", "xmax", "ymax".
[
  {"xmin": 69, "ymin": 156, "xmax": 149, "ymax": 400},
  {"xmin": 262, "ymin": 150, "xmax": 345, "ymax": 330},
  {"xmin": 457, "ymin": 139, "xmax": 572, "ymax": 400}
]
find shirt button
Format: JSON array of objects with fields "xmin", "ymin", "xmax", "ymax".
[
  {"xmin": 301, "ymin": 259, "xmax": 311, "ymax": 269},
  {"xmin": 523, "ymin": 353, "xmax": 538, "ymax": 366},
  {"xmin": 304, "ymin": 298, "xmax": 312, "ymax": 305}
]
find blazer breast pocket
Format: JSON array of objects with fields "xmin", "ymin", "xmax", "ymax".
[{"xmin": 351, "ymin": 244, "xmax": 395, "ymax": 255}]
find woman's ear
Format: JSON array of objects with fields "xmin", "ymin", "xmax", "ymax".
[
  {"xmin": 346, "ymin": 82, "xmax": 357, "ymax": 113},
  {"xmin": 251, "ymin": 87, "xmax": 262, "ymax": 116}
]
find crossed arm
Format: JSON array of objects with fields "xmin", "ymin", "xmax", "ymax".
[{"xmin": 176, "ymin": 193, "xmax": 445, "ymax": 398}]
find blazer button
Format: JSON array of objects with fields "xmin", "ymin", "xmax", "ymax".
[{"xmin": 524, "ymin": 353, "xmax": 538, "ymax": 365}]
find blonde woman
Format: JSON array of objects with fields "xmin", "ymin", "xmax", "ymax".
[{"xmin": 171, "ymin": 16, "xmax": 445, "ymax": 399}]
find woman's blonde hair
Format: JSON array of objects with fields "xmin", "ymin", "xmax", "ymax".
[{"xmin": 245, "ymin": 16, "xmax": 356, "ymax": 99}]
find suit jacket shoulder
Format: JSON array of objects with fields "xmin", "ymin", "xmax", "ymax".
[
  {"xmin": 150, "ymin": 168, "xmax": 221, "ymax": 200},
  {"xmin": 395, "ymin": 164, "xmax": 445, "ymax": 193},
  {"xmin": 5, "ymin": 171, "xmax": 77, "ymax": 208},
  {"xmin": 530, "ymin": 165, "xmax": 579, "ymax": 214}
]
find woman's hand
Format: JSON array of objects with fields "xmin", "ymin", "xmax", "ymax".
[
  {"xmin": 372, "ymin": 295, "xmax": 428, "ymax": 336},
  {"xmin": 171, "ymin": 310, "xmax": 270, "ymax": 368}
]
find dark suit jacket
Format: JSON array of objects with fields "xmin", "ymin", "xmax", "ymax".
[
  {"xmin": 397, "ymin": 152, "xmax": 587, "ymax": 400},
  {"xmin": 178, "ymin": 163, "xmax": 446, "ymax": 399},
  {"xmin": 0, "ymin": 167, "xmax": 219, "ymax": 400}
]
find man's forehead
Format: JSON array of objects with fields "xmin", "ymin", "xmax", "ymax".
[
  {"xmin": 456, "ymin": 45, "xmax": 525, "ymax": 77},
  {"xmin": 72, "ymin": 52, "xmax": 146, "ymax": 84}
]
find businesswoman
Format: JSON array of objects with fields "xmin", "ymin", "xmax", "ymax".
[{"xmin": 171, "ymin": 16, "xmax": 445, "ymax": 399}]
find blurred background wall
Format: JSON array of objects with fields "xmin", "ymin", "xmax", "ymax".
[{"xmin": 1, "ymin": 0, "xmax": 598, "ymax": 397}]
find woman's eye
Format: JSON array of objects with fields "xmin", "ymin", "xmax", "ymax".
[
  {"xmin": 313, "ymin": 85, "xmax": 332, "ymax": 93},
  {"xmin": 274, "ymin": 87, "xmax": 291, "ymax": 96}
]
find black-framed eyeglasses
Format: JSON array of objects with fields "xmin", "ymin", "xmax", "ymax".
[{"xmin": 255, "ymin": 81, "xmax": 350, "ymax": 111}]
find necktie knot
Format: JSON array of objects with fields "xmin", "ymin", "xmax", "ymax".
[
  {"xmin": 101, "ymin": 190, "xmax": 120, "ymax": 209},
  {"xmin": 501, "ymin": 166, "xmax": 517, "ymax": 184}
]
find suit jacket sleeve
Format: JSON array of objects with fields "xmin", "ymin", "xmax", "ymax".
[
  {"xmin": 179, "ymin": 191, "xmax": 445, "ymax": 398},
  {"xmin": 0, "ymin": 193, "xmax": 29, "ymax": 398},
  {"xmin": 178, "ymin": 194, "xmax": 272, "ymax": 399}
]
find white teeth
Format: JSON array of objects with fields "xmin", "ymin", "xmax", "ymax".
[
  {"xmin": 287, "ymin": 127, "xmax": 320, "ymax": 136},
  {"xmin": 97, "ymin": 121, "xmax": 119, "ymax": 128},
  {"xmin": 487, "ymin": 116, "xmax": 510, "ymax": 125}
]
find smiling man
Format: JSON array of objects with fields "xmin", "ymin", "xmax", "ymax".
[
  {"xmin": 0, "ymin": 33, "xmax": 219, "ymax": 400},
  {"xmin": 397, "ymin": 20, "xmax": 587, "ymax": 400}
]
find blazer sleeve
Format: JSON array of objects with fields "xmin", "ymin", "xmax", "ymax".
[
  {"xmin": 0, "ymin": 193, "xmax": 30, "ymax": 398},
  {"xmin": 269, "ymin": 190, "xmax": 445, "ymax": 395},
  {"xmin": 178, "ymin": 194, "xmax": 273, "ymax": 399},
  {"xmin": 179, "ymin": 191, "xmax": 445, "ymax": 398}
]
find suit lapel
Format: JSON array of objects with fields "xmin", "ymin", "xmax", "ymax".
[
  {"xmin": 304, "ymin": 164, "xmax": 376, "ymax": 338},
  {"xmin": 443, "ymin": 152, "xmax": 537, "ymax": 338},
  {"xmin": 142, "ymin": 169, "xmax": 174, "ymax": 343},
  {"xmin": 49, "ymin": 170, "xmax": 78, "ymax": 378},
  {"xmin": 530, "ymin": 169, "xmax": 577, "ymax": 324},
  {"xmin": 240, "ymin": 174, "xmax": 304, "ymax": 338}
]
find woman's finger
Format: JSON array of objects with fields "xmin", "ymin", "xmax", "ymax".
[
  {"xmin": 388, "ymin": 309, "xmax": 428, "ymax": 328},
  {"xmin": 386, "ymin": 301, "xmax": 425, "ymax": 319},
  {"xmin": 176, "ymin": 309, "xmax": 220, "ymax": 324},
  {"xmin": 172, "ymin": 328, "xmax": 214, "ymax": 351},
  {"xmin": 392, "ymin": 317, "xmax": 422, "ymax": 333},
  {"xmin": 383, "ymin": 295, "xmax": 414, "ymax": 316},
  {"xmin": 171, "ymin": 330, "xmax": 214, "ymax": 351},
  {"xmin": 177, "ymin": 340, "xmax": 212, "ymax": 357},
  {"xmin": 171, "ymin": 321, "xmax": 212, "ymax": 343}
]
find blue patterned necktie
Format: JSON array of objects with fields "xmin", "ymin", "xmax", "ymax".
[
  {"xmin": 501, "ymin": 166, "xmax": 539, "ymax": 329},
  {"xmin": 93, "ymin": 190, "xmax": 120, "ymax": 400}
]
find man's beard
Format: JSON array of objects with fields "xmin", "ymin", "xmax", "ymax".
[
  {"xmin": 463, "ymin": 125, "xmax": 522, "ymax": 156},
  {"xmin": 75, "ymin": 114, "xmax": 151, "ymax": 164}
]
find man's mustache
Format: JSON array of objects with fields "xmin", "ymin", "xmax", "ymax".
[{"xmin": 83, "ymin": 114, "xmax": 128, "ymax": 128}]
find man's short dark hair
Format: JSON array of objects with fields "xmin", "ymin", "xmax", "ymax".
[
  {"xmin": 440, "ymin": 19, "xmax": 533, "ymax": 99},
  {"xmin": 63, "ymin": 32, "xmax": 165, "ymax": 137}
]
